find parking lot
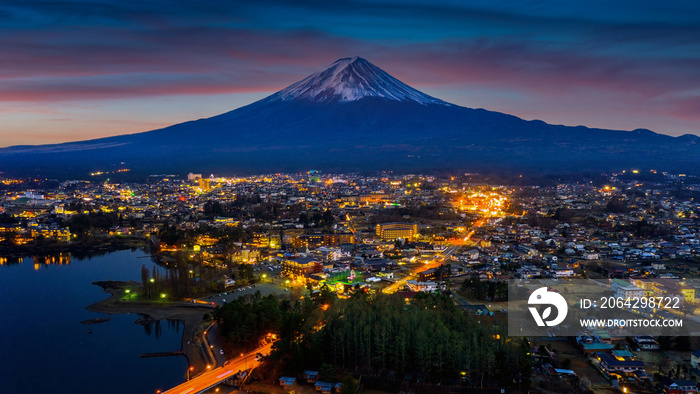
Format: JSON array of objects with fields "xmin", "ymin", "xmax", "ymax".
[{"xmin": 197, "ymin": 281, "xmax": 291, "ymax": 306}]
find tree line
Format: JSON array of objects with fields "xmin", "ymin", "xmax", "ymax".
[
  {"xmin": 460, "ymin": 277, "xmax": 509, "ymax": 301},
  {"xmin": 214, "ymin": 290, "xmax": 531, "ymax": 389}
]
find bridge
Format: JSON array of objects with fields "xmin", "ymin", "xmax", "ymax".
[{"xmin": 162, "ymin": 342, "xmax": 273, "ymax": 394}]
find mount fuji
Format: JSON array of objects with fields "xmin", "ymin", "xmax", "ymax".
[
  {"xmin": 266, "ymin": 57, "xmax": 449, "ymax": 105},
  {"xmin": 1, "ymin": 56, "xmax": 699, "ymax": 178}
]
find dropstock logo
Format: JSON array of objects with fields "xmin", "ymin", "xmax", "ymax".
[{"xmin": 528, "ymin": 287, "xmax": 568, "ymax": 327}]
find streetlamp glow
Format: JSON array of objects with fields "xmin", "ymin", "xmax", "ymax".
[{"xmin": 187, "ymin": 366, "xmax": 194, "ymax": 380}]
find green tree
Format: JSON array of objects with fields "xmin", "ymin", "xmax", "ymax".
[
  {"xmin": 339, "ymin": 375, "xmax": 358, "ymax": 394},
  {"xmin": 318, "ymin": 363, "xmax": 336, "ymax": 382},
  {"xmin": 141, "ymin": 264, "xmax": 150, "ymax": 298}
]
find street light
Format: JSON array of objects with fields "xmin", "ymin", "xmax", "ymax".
[{"xmin": 187, "ymin": 366, "xmax": 194, "ymax": 380}]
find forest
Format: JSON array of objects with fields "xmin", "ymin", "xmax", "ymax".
[{"xmin": 214, "ymin": 290, "xmax": 531, "ymax": 389}]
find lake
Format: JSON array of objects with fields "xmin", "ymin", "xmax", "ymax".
[{"xmin": 0, "ymin": 249, "xmax": 187, "ymax": 394}]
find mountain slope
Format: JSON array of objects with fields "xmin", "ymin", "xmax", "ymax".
[
  {"xmin": 265, "ymin": 57, "xmax": 449, "ymax": 105},
  {"xmin": 1, "ymin": 57, "xmax": 698, "ymax": 178}
]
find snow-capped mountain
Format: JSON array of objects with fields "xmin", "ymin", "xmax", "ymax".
[
  {"xmin": 266, "ymin": 56, "xmax": 449, "ymax": 105},
  {"xmin": 1, "ymin": 57, "xmax": 698, "ymax": 178}
]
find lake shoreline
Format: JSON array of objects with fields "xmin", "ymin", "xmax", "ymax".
[
  {"xmin": 86, "ymin": 282, "xmax": 216, "ymax": 379},
  {"xmin": 0, "ymin": 237, "xmax": 146, "ymax": 259}
]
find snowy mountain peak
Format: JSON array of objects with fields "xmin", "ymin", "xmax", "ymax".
[{"xmin": 266, "ymin": 57, "xmax": 450, "ymax": 105}]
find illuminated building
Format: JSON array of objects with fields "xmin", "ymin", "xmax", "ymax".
[
  {"xmin": 418, "ymin": 268, "xmax": 444, "ymax": 282},
  {"xmin": 629, "ymin": 278, "xmax": 696, "ymax": 302},
  {"xmin": 292, "ymin": 234, "xmax": 324, "ymax": 249},
  {"xmin": 324, "ymin": 233, "xmax": 354, "ymax": 245},
  {"xmin": 291, "ymin": 233, "xmax": 354, "ymax": 249},
  {"xmin": 360, "ymin": 193, "xmax": 390, "ymax": 203},
  {"xmin": 235, "ymin": 249, "xmax": 259, "ymax": 263},
  {"xmin": 253, "ymin": 233, "xmax": 270, "ymax": 248},
  {"xmin": 598, "ymin": 353, "xmax": 644, "ymax": 374},
  {"xmin": 341, "ymin": 193, "xmax": 391, "ymax": 204},
  {"xmin": 406, "ymin": 280, "xmax": 438, "ymax": 292},
  {"xmin": 29, "ymin": 227, "xmax": 71, "ymax": 242},
  {"xmin": 375, "ymin": 222, "xmax": 418, "ymax": 241},
  {"xmin": 214, "ymin": 217, "xmax": 238, "ymax": 225},
  {"xmin": 0, "ymin": 224, "xmax": 22, "ymax": 233},
  {"xmin": 198, "ymin": 178, "xmax": 211, "ymax": 192},
  {"xmin": 281, "ymin": 256, "xmax": 323, "ymax": 277}
]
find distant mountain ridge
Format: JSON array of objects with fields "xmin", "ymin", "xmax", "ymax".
[{"xmin": 1, "ymin": 57, "xmax": 698, "ymax": 178}]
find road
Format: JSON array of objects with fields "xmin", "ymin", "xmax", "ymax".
[
  {"xmin": 202, "ymin": 323, "xmax": 226, "ymax": 367},
  {"xmin": 197, "ymin": 322, "xmax": 217, "ymax": 370},
  {"xmin": 383, "ymin": 245, "xmax": 460, "ymax": 294},
  {"xmin": 162, "ymin": 342, "xmax": 273, "ymax": 394},
  {"xmin": 381, "ymin": 216, "xmax": 490, "ymax": 295}
]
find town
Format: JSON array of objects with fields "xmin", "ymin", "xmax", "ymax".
[{"xmin": 2, "ymin": 169, "xmax": 700, "ymax": 393}]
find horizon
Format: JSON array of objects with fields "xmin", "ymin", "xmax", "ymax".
[
  {"xmin": 4, "ymin": 3, "xmax": 700, "ymax": 391},
  {"xmin": 1, "ymin": 1, "xmax": 699, "ymax": 147}
]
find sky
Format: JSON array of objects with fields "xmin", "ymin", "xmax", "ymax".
[{"xmin": 1, "ymin": 0, "xmax": 699, "ymax": 147}]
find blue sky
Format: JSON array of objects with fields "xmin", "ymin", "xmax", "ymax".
[{"xmin": 1, "ymin": 0, "xmax": 699, "ymax": 146}]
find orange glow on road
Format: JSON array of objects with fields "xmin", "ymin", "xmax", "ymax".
[{"xmin": 162, "ymin": 342, "xmax": 273, "ymax": 394}]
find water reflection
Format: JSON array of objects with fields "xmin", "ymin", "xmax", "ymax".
[
  {"xmin": 0, "ymin": 250, "xmax": 188, "ymax": 394},
  {"xmin": 0, "ymin": 256, "xmax": 21, "ymax": 265},
  {"xmin": 0, "ymin": 246, "xmax": 150, "ymax": 268},
  {"xmin": 33, "ymin": 253, "xmax": 72, "ymax": 269},
  {"xmin": 0, "ymin": 253, "xmax": 72, "ymax": 267},
  {"xmin": 1, "ymin": 247, "xmax": 159, "ymax": 270},
  {"xmin": 143, "ymin": 319, "xmax": 183, "ymax": 339}
]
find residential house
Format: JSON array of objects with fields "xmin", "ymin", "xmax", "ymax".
[
  {"xmin": 598, "ymin": 353, "xmax": 645, "ymax": 374},
  {"xmin": 661, "ymin": 378, "xmax": 698, "ymax": 394}
]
